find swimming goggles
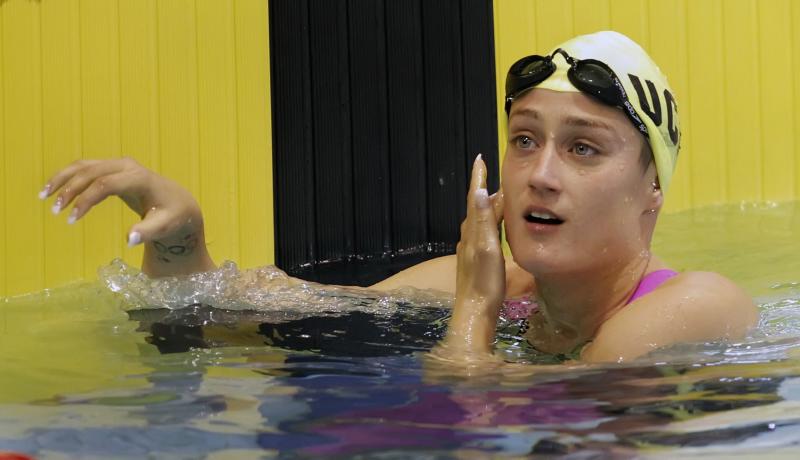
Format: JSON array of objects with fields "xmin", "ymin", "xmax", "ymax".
[{"xmin": 504, "ymin": 48, "xmax": 649, "ymax": 139}]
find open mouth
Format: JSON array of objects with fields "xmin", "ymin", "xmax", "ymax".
[{"xmin": 524, "ymin": 211, "xmax": 564, "ymax": 225}]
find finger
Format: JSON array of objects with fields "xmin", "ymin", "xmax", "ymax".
[
  {"xmin": 51, "ymin": 161, "xmax": 130, "ymax": 214},
  {"xmin": 40, "ymin": 159, "xmax": 102, "ymax": 201},
  {"xmin": 472, "ymin": 185, "xmax": 500, "ymax": 249},
  {"xmin": 490, "ymin": 190, "xmax": 504, "ymax": 225},
  {"xmin": 467, "ymin": 154, "xmax": 489, "ymax": 213},
  {"xmin": 68, "ymin": 171, "xmax": 142, "ymax": 224},
  {"xmin": 475, "ymin": 199, "xmax": 501, "ymax": 245},
  {"xmin": 128, "ymin": 208, "xmax": 188, "ymax": 247}
]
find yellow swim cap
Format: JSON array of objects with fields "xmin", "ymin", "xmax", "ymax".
[{"xmin": 507, "ymin": 31, "xmax": 680, "ymax": 192}]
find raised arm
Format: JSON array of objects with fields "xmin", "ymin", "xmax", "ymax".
[
  {"xmin": 41, "ymin": 158, "xmax": 215, "ymax": 277},
  {"xmin": 437, "ymin": 155, "xmax": 506, "ymax": 356}
]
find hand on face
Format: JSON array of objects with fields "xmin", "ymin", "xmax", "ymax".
[
  {"xmin": 454, "ymin": 155, "xmax": 506, "ymax": 317},
  {"xmin": 40, "ymin": 157, "xmax": 205, "ymax": 252},
  {"xmin": 439, "ymin": 154, "xmax": 506, "ymax": 357}
]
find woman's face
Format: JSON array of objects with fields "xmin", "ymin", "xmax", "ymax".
[{"xmin": 502, "ymin": 88, "xmax": 660, "ymax": 276}]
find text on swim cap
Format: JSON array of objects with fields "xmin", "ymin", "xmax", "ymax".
[{"xmin": 628, "ymin": 74, "xmax": 680, "ymax": 147}]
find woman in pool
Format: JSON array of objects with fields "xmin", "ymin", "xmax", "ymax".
[{"xmin": 41, "ymin": 31, "xmax": 757, "ymax": 363}]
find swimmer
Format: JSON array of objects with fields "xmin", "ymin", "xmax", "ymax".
[
  {"xmin": 40, "ymin": 31, "xmax": 757, "ymax": 363},
  {"xmin": 381, "ymin": 31, "xmax": 758, "ymax": 362}
]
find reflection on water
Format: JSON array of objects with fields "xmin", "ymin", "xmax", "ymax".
[{"xmin": 1, "ymin": 201, "xmax": 800, "ymax": 458}]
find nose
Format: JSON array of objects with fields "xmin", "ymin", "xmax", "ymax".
[{"xmin": 527, "ymin": 142, "xmax": 562, "ymax": 194}]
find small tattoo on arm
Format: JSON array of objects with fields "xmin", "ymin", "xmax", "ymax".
[{"xmin": 153, "ymin": 233, "xmax": 198, "ymax": 264}]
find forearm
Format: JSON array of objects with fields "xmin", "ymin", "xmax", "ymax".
[
  {"xmin": 442, "ymin": 297, "xmax": 500, "ymax": 355},
  {"xmin": 141, "ymin": 228, "xmax": 216, "ymax": 278}
]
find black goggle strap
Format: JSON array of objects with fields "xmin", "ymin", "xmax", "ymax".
[{"xmin": 609, "ymin": 72, "xmax": 649, "ymax": 138}]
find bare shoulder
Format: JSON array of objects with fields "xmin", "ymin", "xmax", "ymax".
[
  {"xmin": 674, "ymin": 270, "xmax": 752, "ymax": 301},
  {"xmin": 582, "ymin": 271, "xmax": 759, "ymax": 363},
  {"xmin": 370, "ymin": 255, "xmax": 457, "ymax": 293}
]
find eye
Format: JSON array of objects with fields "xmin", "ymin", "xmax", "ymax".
[
  {"xmin": 514, "ymin": 135, "xmax": 535, "ymax": 150},
  {"xmin": 571, "ymin": 142, "xmax": 598, "ymax": 156}
]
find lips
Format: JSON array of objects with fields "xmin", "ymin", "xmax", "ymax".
[{"xmin": 523, "ymin": 207, "xmax": 565, "ymax": 225}]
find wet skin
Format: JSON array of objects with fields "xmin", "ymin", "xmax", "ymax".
[
  {"xmin": 41, "ymin": 90, "xmax": 757, "ymax": 364},
  {"xmin": 381, "ymin": 89, "xmax": 757, "ymax": 363},
  {"xmin": 501, "ymin": 88, "xmax": 664, "ymax": 354},
  {"xmin": 502, "ymin": 88, "xmax": 660, "ymax": 278}
]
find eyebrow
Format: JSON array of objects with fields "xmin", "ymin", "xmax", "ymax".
[
  {"xmin": 509, "ymin": 109, "xmax": 616, "ymax": 133},
  {"xmin": 563, "ymin": 115, "xmax": 615, "ymax": 132},
  {"xmin": 509, "ymin": 108, "xmax": 540, "ymax": 120}
]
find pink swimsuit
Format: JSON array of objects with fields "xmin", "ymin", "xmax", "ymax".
[
  {"xmin": 498, "ymin": 269, "xmax": 679, "ymax": 360},
  {"xmin": 626, "ymin": 269, "xmax": 679, "ymax": 304},
  {"xmin": 500, "ymin": 269, "xmax": 679, "ymax": 321}
]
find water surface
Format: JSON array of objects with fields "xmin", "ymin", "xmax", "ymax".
[{"xmin": 2, "ymin": 201, "xmax": 800, "ymax": 458}]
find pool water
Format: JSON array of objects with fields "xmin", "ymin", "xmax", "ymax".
[{"xmin": 2, "ymin": 201, "xmax": 800, "ymax": 459}]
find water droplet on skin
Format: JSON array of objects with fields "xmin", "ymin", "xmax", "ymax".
[{"xmin": 724, "ymin": 323, "xmax": 733, "ymax": 339}]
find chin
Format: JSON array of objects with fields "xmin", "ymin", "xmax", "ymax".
[{"xmin": 509, "ymin": 242, "xmax": 564, "ymax": 276}]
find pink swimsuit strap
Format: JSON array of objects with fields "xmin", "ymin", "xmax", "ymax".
[
  {"xmin": 500, "ymin": 269, "xmax": 679, "ymax": 320},
  {"xmin": 626, "ymin": 269, "xmax": 678, "ymax": 304}
]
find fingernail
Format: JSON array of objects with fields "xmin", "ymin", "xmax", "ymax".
[
  {"xmin": 475, "ymin": 188, "xmax": 490, "ymax": 209},
  {"xmin": 475, "ymin": 153, "xmax": 483, "ymax": 164},
  {"xmin": 51, "ymin": 197, "xmax": 63, "ymax": 215},
  {"xmin": 67, "ymin": 208, "xmax": 79, "ymax": 225},
  {"xmin": 128, "ymin": 231, "xmax": 142, "ymax": 247},
  {"xmin": 38, "ymin": 184, "xmax": 51, "ymax": 200}
]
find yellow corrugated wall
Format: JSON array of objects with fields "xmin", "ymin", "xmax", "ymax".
[
  {"xmin": 494, "ymin": 0, "xmax": 800, "ymax": 213},
  {"xmin": 1, "ymin": 0, "xmax": 273, "ymax": 297},
  {"xmin": 2, "ymin": 1, "xmax": 800, "ymax": 297}
]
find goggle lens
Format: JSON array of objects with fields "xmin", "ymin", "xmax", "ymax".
[
  {"xmin": 569, "ymin": 61, "xmax": 619, "ymax": 106},
  {"xmin": 519, "ymin": 59, "xmax": 551, "ymax": 76}
]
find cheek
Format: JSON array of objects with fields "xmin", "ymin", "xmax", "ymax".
[{"xmin": 573, "ymin": 181, "xmax": 639, "ymax": 230}]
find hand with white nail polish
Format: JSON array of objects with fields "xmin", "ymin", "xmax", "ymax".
[
  {"xmin": 40, "ymin": 157, "xmax": 215, "ymax": 277},
  {"xmin": 442, "ymin": 154, "xmax": 506, "ymax": 356}
]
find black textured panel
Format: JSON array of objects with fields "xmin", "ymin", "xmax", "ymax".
[
  {"xmin": 421, "ymin": 0, "xmax": 467, "ymax": 246},
  {"xmin": 270, "ymin": 0, "xmax": 498, "ymax": 286},
  {"xmin": 386, "ymin": 0, "xmax": 427, "ymax": 253},
  {"xmin": 309, "ymin": 1, "xmax": 353, "ymax": 263},
  {"xmin": 461, "ymin": 0, "xmax": 500, "ymax": 193},
  {"xmin": 348, "ymin": 0, "xmax": 391, "ymax": 257},
  {"xmin": 269, "ymin": 0, "xmax": 315, "ymax": 268}
]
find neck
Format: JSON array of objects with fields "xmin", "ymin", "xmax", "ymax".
[{"xmin": 527, "ymin": 248, "xmax": 652, "ymax": 354}]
